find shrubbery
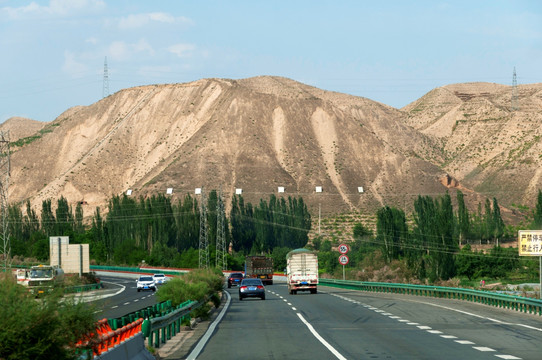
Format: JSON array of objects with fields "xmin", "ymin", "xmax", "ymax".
[{"xmin": 0, "ymin": 274, "xmax": 97, "ymax": 360}]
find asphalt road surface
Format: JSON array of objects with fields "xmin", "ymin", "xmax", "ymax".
[{"xmin": 194, "ymin": 283, "xmax": 542, "ymax": 360}]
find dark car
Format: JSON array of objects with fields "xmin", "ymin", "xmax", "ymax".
[
  {"xmin": 227, "ymin": 272, "xmax": 244, "ymax": 288},
  {"xmin": 238, "ymin": 278, "xmax": 265, "ymax": 300}
]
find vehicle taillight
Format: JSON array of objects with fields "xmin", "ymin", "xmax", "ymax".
[
  {"xmin": 240, "ymin": 286, "xmax": 247, "ymax": 290},
  {"xmin": 257, "ymin": 285, "xmax": 264, "ymax": 289}
]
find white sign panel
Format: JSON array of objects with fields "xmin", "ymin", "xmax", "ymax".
[{"xmin": 518, "ymin": 230, "xmax": 542, "ymax": 256}]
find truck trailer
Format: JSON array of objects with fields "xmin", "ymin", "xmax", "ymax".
[
  {"xmin": 245, "ymin": 255, "xmax": 274, "ymax": 285},
  {"xmin": 286, "ymin": 248, "xmax": 318, "ymax": 294}
]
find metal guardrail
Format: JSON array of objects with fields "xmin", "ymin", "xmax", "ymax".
[
  {"xmin": 64, "ymin": 282, "xmax": 103, "ymax": 294},
  {"xmin": 90, "ymin": 265, "xmax": 186, "ymax": 276},
  {"xmin": 141, "ymin": 299, "xmax": 203, "ymax": 349},
  {"xmin": 108, "ymin": 300, "xmax": 175, "ymax": 330},
  {"xmin": 319, "ymin": 279, "xmax": 542, "ymax": 316}
]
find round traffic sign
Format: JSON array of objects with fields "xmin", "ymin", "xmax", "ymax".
[
  {"xmin": 338, "ymin": 254, "xmax": 349, "ymax": 265},
  {"xmin": 338, "ymin": 244, "xmax": 349, "ymax": 254}
]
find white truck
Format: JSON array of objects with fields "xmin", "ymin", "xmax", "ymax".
[{"xmin": 286, "ymin": 248, "xmax": 318, "ymax": 295}]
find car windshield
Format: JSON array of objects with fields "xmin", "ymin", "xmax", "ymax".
[
  {"xmin": 230, "ymin": 273, "xmax": 243, "ymax": 278},
  {"xmin": 242, "ymin": 279, "xmax": 262, "ymax": 286},
  {"xmin": 154, "ymin": 274, "xmax": 165, "ymax": 278},
  {"xmin": 140, "ymin": 276, "xmax": 153, "ymax": 281}
]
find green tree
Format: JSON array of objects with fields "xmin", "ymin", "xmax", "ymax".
[
  {"xmin": 532, "ymin": 190, "xmax": 542, "ymax": 229},
  {"xmin": 456, "ymin": 190, "xmax": 470, "ymax": 246}
]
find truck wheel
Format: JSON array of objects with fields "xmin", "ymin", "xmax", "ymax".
[
  {"xmin": 311, "ymin": 289, "xmax": 317, "ymax": 294},
  {"xmin": 239, "ymin": 296, "xmax": 243, "ymax": 301}
]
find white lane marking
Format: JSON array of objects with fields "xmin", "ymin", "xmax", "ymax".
[
  {"xmin": 287, "ymin": 303, "xmax": 292, "ymax": 306},
  {"xmin": 292, "ymin": 307, "xmax": 297, "ymax": 311},
  {"xmin": 495, "ymin": 355, "xmax": 522, "ymax": 359},
  {"xmin": 455, "ymin": 340, "xmax": 475, "ymax": 345},
  {"xmin": 427, "ymin": 330, "xmax": 443, "ymax": 334},
  {"xmin": 296, "ymin": 313, "xmax": 347, "ymax": 360},
  {"xmin": 407, "ymin": 322, "xmax": 420, "ymax": 325},
  {"xmin": 417, "ymin": 326, "xmax": 432, "ymax": 330},
  {"xmin": 187, "ymin": 290, "xmax": 231, "ymax": 360},
  {"xmin": 398, "ymin": 319, "xmax": 410, "ymax": 322},
  {"xmin": 111, "ymin": 305, "xmax": 118, "ymax": 309},
  {"xmin": 473, "ymin": 347, "xmax": 495, "ymax": 352},
  {"xmin": 517, "ymin": 324, "xmax": 542, "ymax": 332},
  {"xmin": 419, "ymin": 301, "xmax": 542, "ymax": 332},
  {"xmin": 440, "ymin": 335, "xmax": 457, "ymax": 339},
  {"xmin": 123, "ymin": 302, "xmax": 130, "ymax": 305}
]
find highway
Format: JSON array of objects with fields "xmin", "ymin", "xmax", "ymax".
[
  {"xmin": 73, "ymin": 275, "xmax": 159, "ymax": 320},
  {"xmin": 196, "ymin": 283, "xmax": 542, "ymax": 360},
  {"xmin": 77, "ymin": 275, "xmax": 542, "ymax": 359}
]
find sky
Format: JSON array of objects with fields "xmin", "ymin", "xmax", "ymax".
[{"xmin": 1, "ymin": 0, "xmax": 541, "ymax": 123}]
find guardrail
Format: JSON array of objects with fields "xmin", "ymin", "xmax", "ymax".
[
  {"xmin": 65, "ymin": 282, "xmax": 103, "ymax": 294},
  {"xmin": 319, "ymin": 279, "xmax": 542, "ymax": 316},
  {"xmin": 141, "ymin": 299, "xmax": 203, "ymax": 349},
  {"xmin": 108, "ymin": 300, "xmax": 175, "ymax": 330},
  {"xmin": 90, "ymin": 265, "xmax": 188, "ymax": 276}
]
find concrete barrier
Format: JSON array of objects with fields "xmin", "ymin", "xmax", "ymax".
[{"xmin": 95, "ymin": 333, "xmax": 154, "ymax": 360}]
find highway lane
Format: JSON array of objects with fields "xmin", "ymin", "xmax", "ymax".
[
  {"xmin": 68, "ymin": 275, "xmax": 160, "ymax": 319},
  {"xmin": 195, "ymin": 283, "xmax": 542, "ymax": 360}
]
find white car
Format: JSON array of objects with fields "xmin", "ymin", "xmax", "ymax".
[
  {"xmin": 136, "ymin": 275, "xmax": 156, "ymax": 292},
  {"xmin": 153, "ymin": 273, "xmax": 168, "ymax": 285}
]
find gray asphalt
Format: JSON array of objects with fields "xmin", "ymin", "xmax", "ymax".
[{"xmin": 193, "ymin": 284, "xmax": 541, "ymax": 360}]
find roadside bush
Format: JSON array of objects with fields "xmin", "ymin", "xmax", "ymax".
[
  {"xmin": 155, "ymin": 278, "xmax": 209, "ymax": 307},
  {"xmin": 0, "ymin": 274, "xmax": 97, "ymax": 360}
]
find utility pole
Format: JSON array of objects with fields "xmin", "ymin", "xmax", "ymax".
[
  {"xmin": 198, "ymin": 188, "xmax": 209, "ymax": 269},
  {"xmin": 216, "ymin": 187, "xmax": 226, "ymax": 270},
  {"xmin": 0, "ymin": 131, "xmax": 10, "ymax": 271}
]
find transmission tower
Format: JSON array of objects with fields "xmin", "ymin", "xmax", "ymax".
[
  {"xmin": 0, "ymin": 131, "xmax": 10, "ymax": 271},
  {"xmin": 215, "ymin": 187, "xmax": 226, "ymax": 270},
  {"xmin": 198, "ymin": 188, "xmax": 209, "ymax": 269},
  {"xmin": 511, "ymin": 67, "xmax": 518, "ymax": 111},
  {"xmin": 103, "ymin": 56, "xmax": 109, "ymax": 98}
]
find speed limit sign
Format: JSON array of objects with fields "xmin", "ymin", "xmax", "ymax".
[
  {"xmin": 338, "ymin": 254, "xmax": 349, "ymax": 265},
  {"xmin": 338, "ymin": 244, "xmax": 349, "ymax": 254}
]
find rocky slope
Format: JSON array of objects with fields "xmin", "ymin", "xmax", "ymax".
[{"xmin": 2, "ymin": 77, "xmax": 540, "ymax": 222}]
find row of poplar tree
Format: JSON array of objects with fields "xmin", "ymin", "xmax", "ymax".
[
  {"xmin": 375, "ymin": 190, "xmax": 542, "ymax": 281},
  {"xmin": 6, "ymin": 191, "xmax": 311, "ymax": 266}
]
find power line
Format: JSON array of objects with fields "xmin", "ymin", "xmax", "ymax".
[{"xmin": 103, "ymin": 56, "xmax": 109, "ymax": 98}]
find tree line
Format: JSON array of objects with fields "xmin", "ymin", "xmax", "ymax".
[
  {"xmin": 315, "ymin": 190, "xmax": 542, "ymax": 283},
  {"xmin": 6, "ymin": 192, "xmax": 311, "ymax": 268}
]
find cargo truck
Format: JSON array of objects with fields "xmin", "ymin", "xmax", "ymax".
[
  {"xmin": 245, "ymin": 255, "xmax": 274, "ymax": 285},
  {"xmin": 27, "ymin": 264, "xmax": 65, "ymax": 295},
  {"xmin": 286, "ymin": 248, "xmax": 318, "ymax": 294}
]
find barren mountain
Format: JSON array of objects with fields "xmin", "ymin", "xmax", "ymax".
[
  {"xmin": 4, "ymin": 76, "xmax": 449, "ymax": 217},
  {"xmin": 403, "ymin": 82, "xmax": 542, "ymax": 210},
  {"xmin": 3, "ymin": 76, "xmax": 540, "ymax": 222}
]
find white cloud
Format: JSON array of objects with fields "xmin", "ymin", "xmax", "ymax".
[
  {"xmin": 62, "ymin": 50, "xmax": 87, "ymax": 77},
  {"xmin": 86, "ymin": 37, "xmax": 98, "ymax": 45},
  {"xmin": 168, "ymin": 43, "xmax": 195, "ymax": 58},
  {"xmin": 1, "ymin": 0, "xmax": 105, "ymax": 19},
  {"xmin": 108, "ymin": 39, "xmax": 155, "ymax": 61},
  {"xmin": 118, "ymin": 12, "xmax": 192, "ymax": 29}
]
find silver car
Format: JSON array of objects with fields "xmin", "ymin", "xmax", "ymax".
[{"xmin": 238, "ymin": 278, "xmax": 265, "ymax": 300}]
